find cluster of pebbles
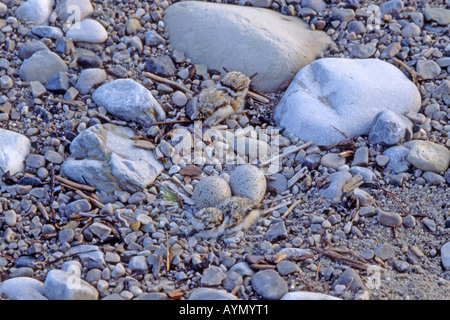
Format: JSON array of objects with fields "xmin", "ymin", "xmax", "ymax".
[{"xmin": 0, "ymin": 0, "xmax": 449, "ymax": 300}]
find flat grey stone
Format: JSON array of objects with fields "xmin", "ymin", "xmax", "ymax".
[
  {"xmin": 374, "ymin": 243, "xmax": 395, "ymax": 260},
  {"xmin": 19, "ymin": 50, "xmax": 68, "ymax": 83},
  {"xmin": 163, "ymin": 1, "xmax": 332, "ymax": 92},
  {"xmin": 251, "ymin": 269, "xmax": 288, "ymax": 300},
  {"xmin": 61, "ymin": 124, "xmax": 164, "ymax": 193},
  {"xmin": 75, "ymin": 68, "xmax": 106, "ymax": 95},
  {"xmin": 189, "ymin": 288, "xmax": 239, "ymax": 300},
  {"xmin": 274, "ymin": 58, "xmax": 421, "ymax": 146},
  {"xmin": 266, "ymin": 219, "xmax": 287, "ymax": 242},
  {"xmin": 319, "ymin": 171, "xmax": 352, "ymax": 200},
  {"xmin": 200, "ymin": 266, "xmax": 227, "ymax": 286},
  {"xmin": 18, "ymin": 41, "xmax": 49, "ymax": 60}
]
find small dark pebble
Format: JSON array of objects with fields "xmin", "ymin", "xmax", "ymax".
[
  {"xmin": 18, "ymin": 176, "xmax": 42, "ymax": 186},
  {"xmin": 77, "ymin": 55, "xmax": 102, "ymax": 69}
]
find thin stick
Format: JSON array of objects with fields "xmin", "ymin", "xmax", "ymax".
[
  {"xmin": 55, "ymin": 176, "xmax": 96, "ymax": 192},
  {"xmin": 259, "ymin": 141, "xmax": 313, "ymax": 166},
  {"xmin": 281, "ymin": 199, "xmax": 302, "ymax": 219},
  {"xmin": 143, "ymin": 71, "xmax": 194, "ymax": 95},
  {"xmin": 312, "ymin": 247, "xmax": 370, "ymax": 271},
  {"xmin": 247, "ymin": 90, "xmax": 270, "ymax": 104},
  {"xmin": 261, "ymin": 200, "xmax": 293, "ymax": 216},
  {"xmin": 166, "ymin": 230, "xmax": 170, "ymax": 272},
  {"xmin": 392, "ymin": 58, "xmax": 425, "ymax": 84},
  {"xmin": 48, "ymin": 97, "xmax": 84, "ymax": 107},
  {"xmin": 147, "ymin": 119, "xmax": 193, "ymax": 127},
  {"xmin": 36, "ymin": 202, "xmax": 50, "ymax": 221}
]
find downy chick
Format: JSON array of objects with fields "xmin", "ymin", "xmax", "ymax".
[{"xmin": 189, "ymin": 71, "xmax": 255, "ymax": 127}]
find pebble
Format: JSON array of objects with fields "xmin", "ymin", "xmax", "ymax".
[
  {"xmin": 369, "ymin": 110, "xmax": 413, "ymax": 146},
  {"xmin": 75, "ymin": 68, "xmax": 106, "ymax": 95},
  {"xmin": 66, "ymin": 19, "xmax": 108, "ymax": 43},
  {"xmin": 128, "ymin": 256, "xmax": 149, "ymax": 274},
  {"xmin": 45, "ymin": 72, "xmax": 70, "ymax": 93},
  {"xmin": 31, "ymin": 26, "xmax": 64, "ymax": 39},
  {"xmin": 89, "ymin": 222, "xmax": 112, "ymax": 240},
  {"xmin": 374, "ymin": 243, "xmax": 395, "ymax": 260},
  {"xmin": 281, "ymin": 291, "xmax": 341, "ymax": 300},
  {"xmin": 18, "ymin": 41, "xmax": 49, "ymax": 60},
  {"xmin": 401, "ymin": 23, "xmax": 421, "ymax": 38},
  {"xmin": 200, "ymin": 266, "xmax": 227, "ymax": 286},
  {"xmin": 189, "ymin": 288, "xmax": 238, "ymax": 300},
  {"xmin": 266, "ymin": 219, "xmax": 287, "ymax": 242},
  {"xmin": 416, "ymin": 60, "xmax": 441, "ymax": 80},
  {"xmin": 406, "ymin": 140, "xmax": 450, "ymax": 173},
  {"xmin": 376, "ymin": 208, "xmax": 402, "ymax": 228},
  {"xmin": 172, "ymin": 91, "xmax": 187, "ymax": 107},
  {"xmin": 145, "ymin": 55, "xmax": 177, "ymax": 77},
  {"xmin": 332, "ymin": 268, "xmax": 364, "ymax": 293},
  {"xmin": 442, "ymin": 242, "xmax": 450, "ymax": 271},
  {"xmin": 251, "ymin": 269, "xmax": 288, "ymax": 300},
  {"xmin": 320, "ymin": 153, "xmax": 346, "ymax": 170}
]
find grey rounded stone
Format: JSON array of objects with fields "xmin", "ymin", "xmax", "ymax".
[
  {"xmin": 401, "ymin": 23, "xmax": 421, "ymax": 38},
  {"xmin": 200, "ymin": 266, "xmax": 227, "ymax": 286},
  {"xmin": 66, "ymin": 19, "xmax": 108, "ymax": 43},
  {"xmin": 0, "ymin": 277, "xmax": 47, "ymax": 300},
  {"xmin": 193, "ymin": 176, "xmax": 232, "ymax": 209},
  {"xmin": 441, "ymin": 242, "xmax": 450, "ymax": 271},
  {"xmin": 374, "ymin": 243, "xmax": 395, "ymax": 261},
  {"xmin": 406, "ymin": 140, "xmax": 450, "ymax": 173},
  {"xmin": 75, "ymin": 68, "xmax": 106, "ymax": 95},
  {"xmin": 189, "ymin": 288, "xmax": 238, "ymax": 300},
  {"xmin": 251, "ymin": 269, "xmax": 288, "ymax": 300},
  {"xmin": 44, "ymin": 269, "xmax": 98, "ymax": 300},
  {"xmin": 376, "ymin": 208, "xmax": 402, "ymax": 227},
  {"xmin": 229, "ymin": 164, "xmax": 266, "ymax": 203},
  {"xmin": 92, "ymin": 80, "xmax": 166, "ymax": 126}
]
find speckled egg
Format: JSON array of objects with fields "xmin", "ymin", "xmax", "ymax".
[
  {"xmin": 192, "ymin": 175, "xmax": 232, "ymax": 209},
  {"xmin": 229, "ymin": 164, "xmax": 266, "ymax": 203}
]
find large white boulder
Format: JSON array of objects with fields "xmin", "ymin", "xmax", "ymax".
[
  {"xmin": 61, "ymin": 124, "xmax": 164, "ymax": 193},
  {"xmin": 163, "ymin": 1, "xmax": 333, "ymax": 93},
  {"xmin": 274, "ymin": 58, "xmax": 421, "ymax": 146},
  {"xmin": 0, "ymin": 128, "xmax": 31, "ymax": 177}
]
